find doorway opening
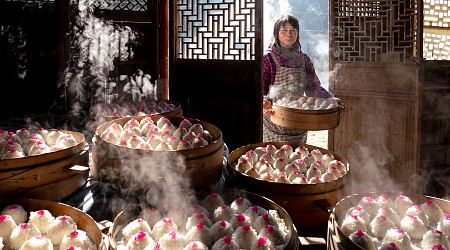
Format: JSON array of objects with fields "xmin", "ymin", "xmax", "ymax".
[{"xmin": 263, "ymin": 1, "xmax": 330, "ymax": 149}]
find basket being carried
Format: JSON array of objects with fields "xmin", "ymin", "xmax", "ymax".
[{"xmin": 271, "ymin": 96, "xmax": 341, "ymax": 131}]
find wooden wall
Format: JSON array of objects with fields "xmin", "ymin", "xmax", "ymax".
[
  {"xmin": 418, "ymin": 60, "xmax": 450, "ymax": 197},
  {"xmin": 329, "ymin": 62, "xmax": 420, "ymax": 193}
]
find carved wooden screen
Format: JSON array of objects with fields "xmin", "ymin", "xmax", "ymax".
[
  {"xmin": 91, "ymin": 0, "xmax": 148, "ymax": 11},
  {"xmin": 331, "ymin": 0, "xmax": 418, "ymax": 62},
  {"xmin": 170, "ymin": 0, "xmax": 262, "ymax": 150},
  {"xmin": 176, "ymin": 0, "xmax": 256, "ymax": 60}
]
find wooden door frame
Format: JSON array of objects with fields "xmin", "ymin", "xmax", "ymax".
[{"xmin": 166, "ymin": 1, "xmax": 263, "ymax": 150}]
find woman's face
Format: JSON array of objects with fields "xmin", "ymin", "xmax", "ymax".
[{"xmin": 278, "ymin": 22, "xmax": 298, "ymax": 47}]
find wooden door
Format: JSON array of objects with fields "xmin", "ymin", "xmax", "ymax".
[
  {"xmin": 417, "ymin": 0, "xmax": 450, "ymax": 197},
  {"xmin": 168, "ymin": 1, "xmax": 263, "ymax": 152},
  {"xmin": 329, "ymin": 0, "xmax": 421, "ymax": 193}
]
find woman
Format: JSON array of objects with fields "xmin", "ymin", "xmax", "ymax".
[{"xmin": 263, "ymin": 14, "xmax": 343, "ymax": 144}]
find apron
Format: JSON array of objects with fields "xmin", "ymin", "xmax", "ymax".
[{"xmin": 263, "ymin": 52, "xmax": 308, "ymax": 144}]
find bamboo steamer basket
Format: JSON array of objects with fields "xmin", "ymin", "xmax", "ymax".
[
  {"xmin": 271, "ymin": 102, "xmax": 340, "ymax": 130},
  {"xmin": 327, "ymin": 192, "xmax": 450, "ymax": 250},
  {"xmin": 0, "ymin": 197, "xmax": 105, "ymax": 249},
  {"xmin": 107, "ymin": 188, "xmax": 299, "ymax": 250},
  {"xmin": 0, "ymin": 131, "xmax": 89, "ymax": 201},
  {"xmin": 225, "ymin": 142, "xmax": 351, "ymax": 238},
  {"xmin": 91, "ymin": 116, "xmax": 224, "ymax": 191},
  {"xmin": 88, "ymin": 100, "xmax": 183, "ymax": 137},
  {"xmin": 0, "ymin": 130, "xmax": 87, "ymax": 170},
  {"xmin": 102, "ymin": 99, "xmax": 183, "ymax": 121}
]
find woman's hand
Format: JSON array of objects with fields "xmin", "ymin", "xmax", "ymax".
[
  {"xmin": 263, "ymin": 99, "xmax": 275, "ymax": 115},
  {"xmin": 333, "ymin": 97, "xmax": 346, "ymax": 111}
]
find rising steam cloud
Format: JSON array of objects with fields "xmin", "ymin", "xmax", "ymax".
[
  {"xmin": 60, "ymin": 0, "xmax": 200, "ymax": 215},
  {"xmin": 99, "ymin": 150, "xmax": 195, "ymax": 211},
  {"xmin": 60, "ymin": 0, "xmax": 139, "ymax": 117}
]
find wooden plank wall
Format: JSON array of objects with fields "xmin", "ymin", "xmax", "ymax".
[
  {"xmin": 329, "ymin": 62, "xmax": 420, "ymax": 194},
  {"xmin": 418, "ymin": 60, "xmax": 450, "ymax": 197}
]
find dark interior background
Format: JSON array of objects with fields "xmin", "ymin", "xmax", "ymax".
[{"xmin": 0, "ymin": 1, "xmax": 61, "ymax": 120}]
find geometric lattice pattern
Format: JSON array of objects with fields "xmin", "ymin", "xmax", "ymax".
[
  {"xmin": 91, "ymin": 0, "xmax": 147, "ymax": 11},
  {"xmin": 177, "ymin": 0, "xmax": 256, "ymax": 60},
  {"xmin": 331, "ymin": 0, "xmax": 418, "ymax": 62},
  {"xmin": 423, "ymin": 0, "xmax": 450, "ymax": 60}
]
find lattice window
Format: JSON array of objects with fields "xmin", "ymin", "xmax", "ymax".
[
  {"xmin": 331, "ymin": 0, "xmax": 418, "ymax": 62},
  {"xmin": 423, "ymin": 0, "xmax": 450, "ymax": 60},
  {"xmin": 91, "ymin": 0, "xmax": 147, "ymax": 11},
  {"xmin": 177, "ymin": 0, "xmax": 256, "ymax": 60}
]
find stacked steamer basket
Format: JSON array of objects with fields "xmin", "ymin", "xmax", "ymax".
[
  {"xmin": 0, "ymin": 197, "xmax": 104, "ymax": 249},
  {"xmin": 91, "ymin": 116, "xmax": 224, "ymax": 192},
  {"xmin": 0, "ymin": 129, "xmax": 89, "ymax": 201},
  {"xmin": 327, "ymin": 192, "xmax": 450, "ymax": 250},
  {"xmin": 271, "ymin": 96, "xmax": 340, "ymax": 130},
  {"xmin": 93, "ymin": 99, "xmax": 183, "ymax": 122},
  {"xmin": 225, "ymin": 142, "xmax": 351, "ymax": 238},
  {"xmin": 107, "ymin": 187, "xmax": 299, "ymax": 249},
  {"xmin": 88, "ymin": 99, "xmax": 183, "ymax": 138}
]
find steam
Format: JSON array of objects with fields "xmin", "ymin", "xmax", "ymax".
[
  {"xmin": 91, "ymin": 126, "xmax": 209, "ymax": 217},
  {"xmin": 311, "ymin": 33, "xmax": 330, "ymax": 89},
  {"xmin": 60, "ymin": 0, "xmax": 162, "ymax": 137},
  {"xmin": 346, "ymin": 141, "xmax": 396, "ymax": 193},
  {"xmin": 59, "ymin": 0, "xmax": 201, "ymax": 215},
  {"xmin": 61, "ymin": 0, "xmax": 155, "ymax": 119},
  {"xmin": 101, "ymin": 150, "xmax": 195, "ymax": 211},
  {"xmin": 62, "ymin": 2, "xmax": 127, "ymax": 103},
  {"xmin": 267, "ymin": 74, "xmax": 304, "ymax": 102}
]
